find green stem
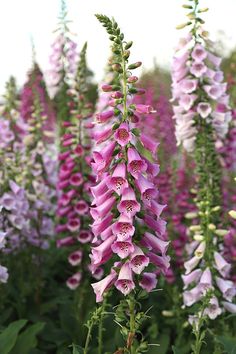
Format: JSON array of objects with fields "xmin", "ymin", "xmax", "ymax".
[
  {"xmin": 98, "ymin": 297, "xmax": 106, "ymax": 354},
  {"xmin": 83, "ymin": 324, "xmax": 93, "ymax": 354},
  {"xmin": 128, "ymin": 297, "xmax": 136, "ymax": 354}
]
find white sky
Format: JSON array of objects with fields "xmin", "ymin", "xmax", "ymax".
[{"xmin": 0, "ymin": 0, "xmax": 236, "ymax": 92}]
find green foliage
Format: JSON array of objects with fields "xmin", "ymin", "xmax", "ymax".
[
  {"xmin": 10, "ymin": 322, "xmax": 45, "ymax": 354},
  {"xmin": 216, "ymin": 336, "xmax": 236, "ymax": 354},
  {"xmin": 0, "ymin": 319, "xmax": 27, "ymax": 354}
]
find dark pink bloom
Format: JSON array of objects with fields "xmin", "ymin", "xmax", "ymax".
[
  {"xmin": 106, "ymin": 162, "xmax": 128, "ymax": 195},
  {"xmin": 127, "ymin": 148, "xmax": 147, "ymax": 179},
  {"xmin": 135, "ymin": 174, "xmax": 157, "ymax": 205},
  {"xmin": 111, "ymin": 239, "xmax": 135, "ymax": 259},
  {"xmin": 140, "ymin": 133, "xmax": 159, "ymax": 156},
  {"xmin": 143, "ymin": 232, "xmax": 169, "ymax": 255},
  {"xmin": 96, "ymin": 110, "xmax": 114, "ymax": 123},
  {"xmin": 70, "ymin": 173, "xmax": 83, "ymax": 186},
  {"xmin": 67, "ymin": 218, "xmax": 81, "ymax": 232},
  {"xmin": 77, "ymin": 230, "xmax": 93, "ymax": 244},
  {"xmin": 112, "ymin": 214, "xmax": 135, "ymax": 241},
  {"xmin": 117, "ymin": 187, "xmax": 141, "ymax": 217},
  {"xmin": 114, "ymin": 123, "xmax": 132, "ymax": 147},
  {"xmin": 135, "ymin": 104, "xmax": 153, "ymax": 114},
  {"xmin": 130, "ymin": 246, "xmax": 149, "ymax": 274},
  {"xmin": 139, "ymin": 272, "xmax": 157, "ymax": 292},
  {"xmin": 66, "ymin": 272, "xmax": 82, "ymax": 290},
  {"xmin": 57, "ymin": 236, "xmax": 76, "ymax": 248},
  {"xmin": 68, "ymin": 250, "xmax": 83, "ymax": 266},
  {"xmin": 115, "ymin": 262, "xmax": 135, "ymax": 296}
]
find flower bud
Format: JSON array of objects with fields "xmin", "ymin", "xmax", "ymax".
[
  {"xmin": 111, "ymin": 91, "xmax": 123, "ymax": 99},
  {"xmin": 193, "ymin": 234, "xmax": 204, "ymax": 241},
  {"xmin": 135, "ymin": 88, "xmax": 146, "ymax": 95},
  {"xmin": 176, "ymin": 22, "xmax": 192, "ymax": 30},
  {"xmin": 123, "ymin": 50, "xmax": 130, "ymax": 59},
  {"xmin": 128, "ymin": 62, "xmax": 142, "ymax": 70},
  {"xmin": 112, "ymin": 63, "xmax": 122, "ymax": 73},
  {"xmin": 189, "ymin": 225, "xmax": 201, "ymax": 232},
  {"xmin": 190, "ymin": 188, "xmax": 197, "ymax": 194},
  {"xmin": 229, "ymin": 210, "xmax": 236, "ymax": 219},
  {"xmin": 127, "ymin": 76, "xmax": 138, "ymax": 83},
  {"xmin": 198, "ymin": 7, "xmax": 209, "ymax": 13},
  {"xmin": 212, "ymin": 206, "xmax": 221, "ymax": 212},
  {"xmin": 162, "ymin": 311, "xmax": 174, "ymax": 317},
  {"xmin": 125, "ymin": 41, "xmax": 133, "ymax": 49},
  {"xmin": 215, "ymin": 229, "xmax": 228, "ymax": 237},
  {"xmin": 208, "ymin": 224, "xmax": 216, "ymax": 231},
  {"xmin": 185, "ymin": 212, "xmax": 198, "ymax": 219},
  {"xmin": 102, "ymin": 84, "xmax": 113, "ymax": 92}
]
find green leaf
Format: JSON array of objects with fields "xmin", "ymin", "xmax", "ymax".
[
  {"xmin": 10, "ymin": 322, "xmax": 45, "ymax": 354},
  {"xmin": 153, "ymin": 333, "xmax": 170, "ymax": 354},
  {"xmin": 217, "ymin": 336, "xmax": 236, "ymax": 354},
  {"xmin": 172, "ymin": 346, "xmax": 183, "ymax": 354},
  {"xmin": 70, "ymin": 343, "xmax": 83, "ymax": 354},
  {"xmin": 0, "ymin": 319, "xmax": 27, "ymax": 354}
]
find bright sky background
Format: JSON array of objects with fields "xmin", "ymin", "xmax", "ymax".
[{"xmin": 0, "ymin": 0, "xmax": 236, "ymax": 92}]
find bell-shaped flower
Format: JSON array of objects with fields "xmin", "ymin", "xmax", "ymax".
[
  {"xmin": 117, "ymin": 187, "xmax": 141, "ymax": 217},
  {"xmin": 106, "ymin": 163, "xmax": 128, "ymax": 195},
  {"xmin": 115, "ymin": 262, "xmax": 135, "ymax": 296},
  {"xmin": 114, "ymin": 123, "xmax": 132, "ymax": 147},
  {"xmin": 203, "ymin": 296, "xmax": 222, "ymax": 320},
  {"xmin": 130, "ymin": 245, "xmax": 149, "ymax": 274},
  {"xmin": 139, "ymin": 272, "xmax": 157, "ymax": 292},
  {"xmin": 66, "ymin": 272, "xmax": 82, "ymax": 290},
  {"xmin": 143, "ymin": 232, "xmax": 169, "ymax": 255},
  {"xmin": 68, "ymin": 250, "xmax": 83, "ymax": 266},
  {"xmin": 127, "ymin": 148, "xmax": 147, "ymax": 179},
  {"xmin": 214, "ymin": 251, "xmax": 231, "ymax": 277},
  {"xmin": 112, "ymin": 214, "xmax": 135, "ymax": 241},
  {"xmin": 216, "ymin": 277, "xmax": 236, "ymax": 302},
  {"xmin": 92, "ymin": 269, "xmax": 117, "ymax": 302},
  {"xmin": 135, "ymin": 175, "xmax": 157, "ymax": 205},
  {"xmin": 197, "ymin": 102, "xmax": 212, "ymax": 118},
  {"xmin": 111, "ymin": 238, "xmax": 135, "ymax": 259},
  {"xmin": 182, "ymin": 269, "xmax": 202, "ymax": 289}
]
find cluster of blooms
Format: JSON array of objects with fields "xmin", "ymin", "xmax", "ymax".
[
  {"xmin": 56, "ymin": 43, "xmax": 98, "ymax": 289},
  {"xmin": 47, "ymin": 2, "xmax": 78, "ymax": 97},
  {"xmin": 165, "ymin": 158, "xmax": 197, "ymax": 283},
  {"xmin": 20, "ymin": 63, "xmax": 56, "ymax": 132},
  {"xmin": 48, "ymin": 34, "xmax": 78, "ymax": 93},
  {"xmin": 218, "ymin": 54, "xmax": 236, "ymax": 282},
  {"xmin": 172, "ymin": 3, "xmax": 236, "ymax": 320},
  {"xmin": 171, "ymin": 32, "xmax": 232, "ymax": 152},
  {"xmin": 0, "ymin": 91, "xmax": 30, "ymax": 253},
  {"xmin": 21, "ymin": 88, "xmax": 57, "ymax": 248},
  {"xmin": 90, "ymin": 15, "xmax": 170, "ymax": 302},
  {"xmin": 0, "ymin": 180, "xmax": 31, "ymax": 250},
  {"xmin": 182, "ymin": 234, "xmax": 236, "ymax": 318},
  {"xmin": 133, "ymin": 83, "xmax": 197, "ymax": 282}
]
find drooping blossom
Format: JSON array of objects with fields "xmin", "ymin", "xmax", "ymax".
[
  {"xmin": 173, "ymin": 3, "xmax": 235, "ymax": 321},
  {"xmin": 171, "ymin": 29, "xmax": 231, "ymax": 152},
  {"xmin": 56, "ymin": 43, "xmax": 100, "ymax": 289},
  {"xmin": 90, "ymin": 15, "xmax": 169, "ymax": 302}
]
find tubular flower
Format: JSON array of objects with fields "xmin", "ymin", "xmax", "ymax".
[
  {"xmin": 56, "ymin": 43, "xmax": 101, "ymax": 289},
  {"xmin": 171, "ymin": 21, "xmax": 231, "ymax": 152},
  {"xmin": 90, "ymin": 15, "xmax": 169, "ymax": 302},
  {"xmin": 173, "ymin": 2, "xmax": 235, "ymax": 322},
  {"xmin": 47, "ymin": 1, "xmax": 78, "ymax": 97}
]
